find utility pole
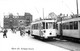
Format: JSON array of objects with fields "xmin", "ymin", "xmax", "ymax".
[{"xmin": 76, "ymin": 0, "xmax": 79, "ymax": 16}]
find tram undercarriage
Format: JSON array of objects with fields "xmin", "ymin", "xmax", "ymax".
[{"xmin": 57, "ymin": 35, "xmax": 80, "ymax": 42}]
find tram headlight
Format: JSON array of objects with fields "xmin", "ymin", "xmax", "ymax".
[{"xmin": 50, "ymin": 33, "xmax": 52, "ymax": 35}]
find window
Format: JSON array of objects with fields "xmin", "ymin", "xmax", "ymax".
[
  {"xmin": 53, "ymin": 22, "xmax": 56, "ymax": 29},
  {"xmin": 33, "ymin": 24, "xmax": 38, "ymax": 29},
  {"xmin": 62, "ymin": 21, "xmax": 78, "ymax": 30},
  {"xmin": 62, "ymin": 23, "xmax": 65, "ymax": 29},
  {"xmin": 32, "ymin": 23, "xmax": 42, "ymax": 30},
  {"xmin": 66, "ymin": 22, "xmax": 69, "ymax": 29},
  {"xmin": 4, "ymin": 22, "xmax": 9, "ymax": 25},
  {"xmin": 74, "ymin": 21, "xmax": 78, "ymax": 29},
  {"xmin": 42, "ymin": 22, "xmax": 45, "ymax": 29},
  {"xmin": 62, "ymin": 23, "xmax": 67, "ymax": 29},
  {"xmin": 70, "ymin": 22, "xmax": 74, "ymax": 29},
  {"xmin": 56, "ymin": 24, "xmax": 58, "ymax": 30},
  {"xmin": 46, "ymin": 22, "xmax": 53, "ymax": 29},
  {"xmin": 32, "ymin": 24, "xmax": 34, "ymax": 29},
  {"xmin": 20, "ymin": 21, "xmax": 22, "ymax": 22},
  {"xmin": 4, "ymin": 15, "xmax": 9, "ymax": 18},
  {"xmin": 38, "ymin": 23, "xmax": 41, "ymax": 29},
  {"xmin": 36, "ymin": 24, "xmax": 38, "ymax": 29},
  {"xmin": 46, "ymin": 23, "xmax": 48, "ymax": 29}
]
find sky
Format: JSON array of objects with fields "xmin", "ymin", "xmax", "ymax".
[{"xmin": 0, "ymin": 0, "xmax": 79, "ymax": 26}]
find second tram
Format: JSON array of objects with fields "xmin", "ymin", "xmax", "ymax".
[{"xmin": 57, "ymin": 17, "xmax": 80, "ymax": 41}]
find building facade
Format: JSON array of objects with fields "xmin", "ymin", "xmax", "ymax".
[{"xmin": 4, "ymin": 13, "xmax": 32, "ymax": 29}]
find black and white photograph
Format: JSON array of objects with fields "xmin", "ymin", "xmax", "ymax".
[{"xmin": 0, "ymin": 0, "xmax": 80, "ymax": 51}]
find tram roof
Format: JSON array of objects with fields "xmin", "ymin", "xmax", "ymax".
[
  {"xmin": 31, "ymin": 19, "xmax": 56, "ymax": 24},
  {"xmin": 57, "ymin": 17, "xmax": 80, "ymax": 23}
]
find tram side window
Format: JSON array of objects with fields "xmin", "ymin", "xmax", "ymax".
[
  {"xmin": 56, "ymin": 24, "xmax": 58, "ymax": 30},
  {"xmin": 38, "ymin": 23, "xmax": 41, "ymax": 29},
  {"xmin": 35, "ymin": 24, "xmax": 38, "ymax": 29},
  {"xmin": 65, "ymin": 23, "xmax": 68, "ymax": 29},
  {"xmin": 42, "ymin": 22, "xmax": 45, "ymax": 29},
  {"xmin": 46, "ymin": 23, "xmax": 48, "ymax": 29},
  {"xmin": 62, "ymin": 21, "xmax": 78, "ymax": 30},
  {"xmin": 62, "ymin": 23, "xmax": 65, "ymax": 29},
  {"xmin": 66, "ymin": 23, "xmax": 69, "ymax": 29},
  {"xmin": 53, "ymin": 22, "xmax": 56, "ymax": 29},
  {"xmin": 33, "ymin": 24, "xmax": 35, "ymax": 29},
  {"xmin": 32, "ymin": 24, "xmax": 34, "ymax": 29},
  {"xmin": 74, "ymin": 21, "xmax": 78, "ymax": 29},
  {"xmin": 32, "ymin": 24, "xmax": 38, "ymax": 29},
  {"xmin": 55, "ymin": 23, "xmax": 57, "ymax": 29},
  {"xmin": 70, "ymin": 22, "xmax": 74, "ymax": 29},
  {"xmin": 62, "ymin": 23, "xmax": 67, "ymax": 29}
]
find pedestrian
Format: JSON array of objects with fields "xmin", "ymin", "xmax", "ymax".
[
  {"xmin": 11, "ymin": 27, "xmax": 13, "ymax": 31},
  {"xmin": 3, "ymin": 29, "xmax": 8, "ymax": 38},
  {"xmin": 13, "ymin": 29, "xmax": 16, "ymax": 34},
  {"xmin": 20, "ymin": 30, "xmax": 24, "ymax": 36},
  {"xmin": 27, "ymin": 30, "xmax": 30, "ymax": 35}
]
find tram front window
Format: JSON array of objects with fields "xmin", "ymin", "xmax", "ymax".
[{"xmin": 46, "ymin": 22, "xmax": 53, "ymax": 29}]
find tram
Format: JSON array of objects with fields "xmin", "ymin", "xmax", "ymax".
[
  {"xmin": 57, "ymin": 16, "xmax": 80, "ymax": 41},
  {"xmin": 30, "ymin": 18, "xmax": 57, "ymax": 39}
]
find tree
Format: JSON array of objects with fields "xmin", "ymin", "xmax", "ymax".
[{"xmin": 48, "ymin": 12, "xmax": 57, "ymax": 20}]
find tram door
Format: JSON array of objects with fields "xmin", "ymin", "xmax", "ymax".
[{"xmin": 59, "ymin": 24, "xmax": 63, "ymax": 37}]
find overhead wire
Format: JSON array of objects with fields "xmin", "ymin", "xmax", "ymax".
[{"xmin": 61, "ymin": 0, "xmax": 74, "ymax": 15}]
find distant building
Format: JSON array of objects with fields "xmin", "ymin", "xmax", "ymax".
[{"xmin": 4, "ymin": 13, "xmax": 32, "ymax": 29}]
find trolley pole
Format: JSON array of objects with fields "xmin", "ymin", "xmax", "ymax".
[
  {"xmin": 76, "ymin": 0, "xmax": 79, "ymax": 16},
  {"xmin": 43, "ymin": 8, "xmax": 44, "ymax": 20},
  {"xmin": 61, "ymin": 17, "xmax": 63, "ymax": 35}
]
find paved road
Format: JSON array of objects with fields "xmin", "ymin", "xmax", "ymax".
[
  {"xmin": 41, "ymin": 39, "xmax": 80, "ymax": 51},
  {"xmin": 0, "ymin": 30, "xmax": 70, "ymax": 51}
]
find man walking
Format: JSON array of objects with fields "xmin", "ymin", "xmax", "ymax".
[
  {"xmin": 3, "ymin": 29, "xmax": 8, "ymax": 38},
  {"xmin": 27, "ymin": 30, "xmax": 30, "ymax": 35}
]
